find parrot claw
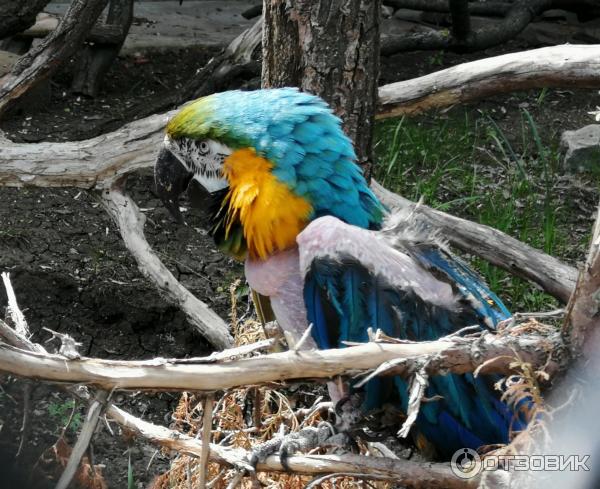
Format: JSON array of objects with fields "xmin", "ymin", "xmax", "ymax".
[
  {"xmin": 249, "ymin": 421, "xmax": 343, "ymax": 470},
  {"xmin": 249, "ymin": 396, "xmax": 368, "ymax": 471}
]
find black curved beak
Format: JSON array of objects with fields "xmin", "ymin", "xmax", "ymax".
[{"xmin": 154, "ymin": 147, "xmax": 193, "ymax": 224}]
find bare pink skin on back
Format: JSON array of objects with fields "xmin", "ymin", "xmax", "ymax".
[{"xmin": 245, "ymin": 248, "xmax": 317, "ymax": 350}]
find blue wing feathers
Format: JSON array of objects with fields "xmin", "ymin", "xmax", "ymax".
[{"xmin": 303, "ymin": 247, "xmax": 528, "ymax": 459}]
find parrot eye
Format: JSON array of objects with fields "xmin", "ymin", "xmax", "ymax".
[{"xmin": 199, "ymin": 141, "xmax": 210, "ymax": 155}]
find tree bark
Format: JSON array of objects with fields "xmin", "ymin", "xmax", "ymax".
[
  {"xmin": 0, "ymin": 0, "xmax": 51, "ymax": 40},
  {"xmin": 71, "ymin": 0, "xmax": 133, "ymax": 97},
  {"xmin": 262, "ymin": 0, "xmax": 381, "ymax": 177},
  {"xmin": 0, "ymin": 0, "xmax": 107, "ymax": 116},
  {"xmin": 563, "ymin": 201, "xmax": 600, "ymax": 364}
]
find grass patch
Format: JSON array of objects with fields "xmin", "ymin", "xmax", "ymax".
[{"xmin": 373, "ymin": 108, "xmax": 594, "ymax": 312}]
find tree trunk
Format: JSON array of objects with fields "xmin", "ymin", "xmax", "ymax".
[
  {"xmin": 0, "ymin": 0, "xmax": 51, "ymax": 40},
  {"xmin": 71, "ymin": 0, "xmax": 133, "ymax": 97},
  {"xmin": 0, "ymin": 0, "xmax": 107, "ymax": 117},
  {"xmin": 262, "ymin": 0, "xmax": 381, "ymax": 177}
]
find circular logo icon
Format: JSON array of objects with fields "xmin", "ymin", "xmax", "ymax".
[{"xmin": 451, "ymin": 448, "xmax": 483, "ymax": 479}]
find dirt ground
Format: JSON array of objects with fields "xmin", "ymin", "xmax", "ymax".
[{"xmin": 0, "ymin": 37, "xmax": 598, "ymax": 488}]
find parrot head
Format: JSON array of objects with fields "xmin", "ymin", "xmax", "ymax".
[{"xmin": 155, "ymin": 88, "xmax": 384, "ymax": 260}]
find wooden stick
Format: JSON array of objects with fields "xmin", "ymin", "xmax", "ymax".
[
  {"xmin": 1, "ymin": 272, "xmax": 29, "ymax": 337},
  {"xmin": 100, "ymin": 182, "xmax": 232, "ymax": 349},
  {"xmin": 55, "ymin": 390, "xmax": 109, "ymax": 489},
  {"xmin": 0, "ymin": 330, "xmax": 564, "ymax": 392},
  {"xmin": 198, "ymin": 394, "xmax": 215, "ymax": 489}
]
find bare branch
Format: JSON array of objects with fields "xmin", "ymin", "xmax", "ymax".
[
  {"xmin": 378, "ymin": 44, "xmax": 600, "ymax": 118},
  {"xmin": 0, "ymin": 330, "xmax": 565, "ymax": 392},
  {"xmin": 55, "ymin": 390, "xmax": 109, "ymax": 489},
  {"xmin": 397, "ymin": 366, "xmax": 428, "ymax": 438},
  {"xmin": 198, "ymin": 394, "xmax": 214, "ymax": 489},
  {"xmin": 100, "ymin": 182, "xmax": 232, "ymax": 349},
  {"xmin": 372, "ymin": 180, "xmax": 578, "ymax": 303},
  {"xmin": 1, "ymin": 272, "xmax": 28, "ymax": 337},
  {"xmin": 107, "ymin": 402, "xmax": 473, "ymax": 488},
  {"xmin": 381, "ymin": 0, "xmax": 551, "ymax": 55},
  {"xmin": 0, "ymin": 110, "xmax": 170, "ymax": 188}
]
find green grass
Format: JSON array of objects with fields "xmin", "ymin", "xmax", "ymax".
[
  {"xmin": 47, "ymin": 398, "xmax": 82, "ymax": 433},
  {"xmin": 373, "ymin": 108, "xmax": 578, "ymax": 312}
]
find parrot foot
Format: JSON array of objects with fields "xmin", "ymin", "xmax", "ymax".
[
  {"xmin": 249, "ymin": 394, "xmax": 367, "ymax": 471},
  {"xmin": 249, "ymin": 422, "xmax": 338, "ymax": 470}
]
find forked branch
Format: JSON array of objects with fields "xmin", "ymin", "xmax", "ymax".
[{"xmin": 100, "ymin": 181, "xmax": 232, "ymax": 349}]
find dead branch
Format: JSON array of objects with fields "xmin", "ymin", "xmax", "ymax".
[
  {"xmin": 55, "ymin": 390, "xmax": 109, "ymax": 489},
  {"xmin": 0, "ymin": 313, "xmax": 472, "ymax": 488},
  {"xmin": 563, "ymin": 200, "xmax": 600, "ymax": 363},
  {"xmin": 108, "ymin": 403, "xmax": 472, "ymax": 488},
  {"xmin": 1, "ymin": 271, "xmax": 28, "ymax": 336},
  {"xmin": 383, "ymin": 0, "xmax": 511, "ymax": 16},
  {"xmin": 0, "ymin": 329, "xmax": 565, "ymax": 391},
  {"xmin": 125, "ymin": 17, "xmax": 263, "ymax": 122},
  {"xmin": 100, "ymin": 182, "xmax": 232, "ymax": 349},
  {"xmin": 380, "ymin": 0, "xmax": 555, "ymax": 55},
  {"xmin": 198, "ymin": 394, "xmax": 214, "ymax": 489},
  {"xmin": 372, "ymin": 180, "xmax": 578, "ymax": 303},
  {"xmin": 0, "ymin": 109, "xmax": 170, "ymax": 188},
  {"xmin": 0, "ymin": 0, "xmax": 108, "ymax": 116},
  {"xmin": 378, "ymin": 44, "xmax": 600, "ymax": 118}
]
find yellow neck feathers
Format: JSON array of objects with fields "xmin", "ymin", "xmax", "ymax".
[{"xmin": 222, "ymin": 148, "xmax": 312, "ymax": 260}]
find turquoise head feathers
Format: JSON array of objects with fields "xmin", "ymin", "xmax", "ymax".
[{"xmin": 166, "ymin": 88, "xmax": 385, "ymax": 231}]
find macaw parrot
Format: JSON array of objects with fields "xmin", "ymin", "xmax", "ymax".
[{"xmin": 154, "ymin": 88, "xmax": 530, "ymax": 459}]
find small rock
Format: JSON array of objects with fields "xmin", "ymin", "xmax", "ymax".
[{"xmin": 560, "ymin": 124, "xmax": 600, "ymax": 173}]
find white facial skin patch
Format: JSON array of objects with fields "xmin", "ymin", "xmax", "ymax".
[{"xmin": 164, "ymin": 135, "xmax": 230, "ymax": 192}]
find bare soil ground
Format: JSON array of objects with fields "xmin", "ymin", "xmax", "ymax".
[{"xmin": 0, "ymin": 40, "xmax": 598, "ymax": 488}]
